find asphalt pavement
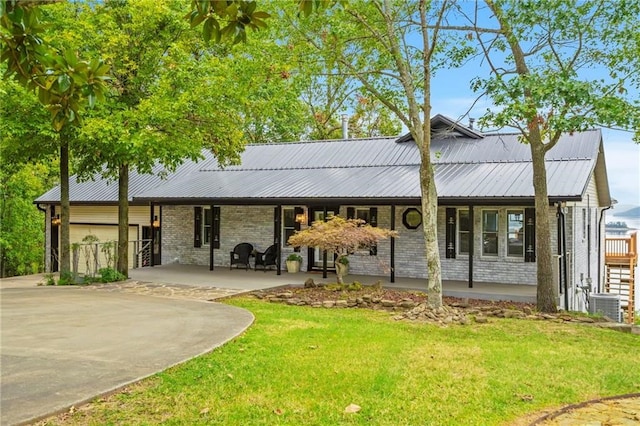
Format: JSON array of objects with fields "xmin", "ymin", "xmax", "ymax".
[{"xmin": 0, "ymin": 276, "xmax": 254, "ymax": 426}]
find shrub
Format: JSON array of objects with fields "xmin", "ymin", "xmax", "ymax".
[
  {"xmin": 99, "ymin": 267, "xmax": 127, "ymax": 283},
  {"xmin": 287, "ymin": 253, "xmax": 302, "ymax": 262},
  {"xmin": 57, "ymin": 271, "xmax": 75, "ymax": 285}
]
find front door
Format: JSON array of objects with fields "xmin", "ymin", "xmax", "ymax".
[{"xmin": 308, "ymin": 206, "xmax": 339, "ymax": 270}]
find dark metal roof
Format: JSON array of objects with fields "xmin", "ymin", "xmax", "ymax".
[{"xmin": 35, "ymin": 121, "xmax": 607, "ymax": 206}]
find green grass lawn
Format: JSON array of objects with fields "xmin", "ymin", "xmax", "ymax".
[{"xmin": 44, "ymin": 298, "xmax": 640, "ymax": 425}]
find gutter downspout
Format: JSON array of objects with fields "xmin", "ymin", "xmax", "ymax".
[
  {"xmin": 587, "ymin": 195, "xmax": 591, "ymax": 282},
  {"xmin": 597, "ymin": 204, "xmax": 614, "ymax": 293},
  {"xmin": 556, "ymin": 203, "xmax": 569, "ymax": 310},
  {"xmin": 561, "ymin": 209, "xmax": 569, "ymax": 310}
]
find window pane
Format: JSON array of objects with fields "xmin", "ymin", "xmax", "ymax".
[
  {"xmin": 284, "ymin": 229, "xmax": 295, "ymax": 246},
  {"xmin": 459, "ymin": 232, "xmax": 469, "ymax": 254},
  {"xmin": 356, "ymin": 209, "xmax": 369, "ymax": 223},
  {"xmin": 283, "ymin": 208, "xmax": 295, "ymax": 227},
  {"xmin": 457, "ymin": 210, "xmax": 470, "ymax": 255},
  {"xmin": 459, "ymin": 210, "xmax": 469, "ymax": 231},
  {"xmin": 507, "ymin": 210, "xmax": 524, "ymax": 257},
  {"xmin": 483, "ymin": 211, "xmax": 498, "ymax": 232},
  {"xmin": 203, "ymin": 208, "xmax": 212, "ymax": 245},
  {"xmin": 482, "ymin": 211, "xmax": 498, "ymax": 256}
]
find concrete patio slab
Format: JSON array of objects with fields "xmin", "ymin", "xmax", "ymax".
[{"xmin": 129, "ymin": 263, "xmax": 537, "ymax": 303}]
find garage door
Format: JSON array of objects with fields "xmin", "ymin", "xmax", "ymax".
[{"xmin": 68, "ymin": 224, "xmax": 138, "ymax": 275}]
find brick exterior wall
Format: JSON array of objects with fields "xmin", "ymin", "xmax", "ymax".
[{"xmin": 159, "ymin": 204, "xmax": 567, "ymax": 288}]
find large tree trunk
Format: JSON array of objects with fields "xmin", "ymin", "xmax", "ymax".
[
  {"xmin": 117, "ymin": 163, "xmax": 129, "ymax": 276},
  {"xmin": 418, "ymin": 110, "xmax": 442, "ymax": 308},
  {"xmin": 420, "ymin": 159, "xmax": 443, "ymax": 308},
  {"xmin": 59, "ymin": 135, "xmax": 71, "ymax": 276},
  {"xmin": 530, "ymin": 134, "xmax": 558, "ymax": 313}
]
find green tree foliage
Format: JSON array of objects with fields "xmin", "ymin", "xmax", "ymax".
[
  {"xmin": 271, "ymin": 7, "xmax": 401, "ymax": 140},
  {"xmin": 0, "ymin": 76, "xmax": 59, "ymax": 277},
  {"xmin": 18, "ymin": 0, "xmax": 305, "ymax": 276},
  {"xmin": 0, "ymin": 164, "xmax": 56, "ymax": 277},
  {"xmin": 285, "ymin": 0, "xmax": 470, "ymax": 307},
  {"xmin": 458, "ymin": 0, "xmax": 640, "ymax": 312},
  {"xmin": 1, "ymin": 0, "xmax": 110, "ymax": 276}
]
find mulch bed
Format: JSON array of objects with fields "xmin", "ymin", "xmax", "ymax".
[{"xmin": 241, "ymin": 283, "xmax": 615, "ymax": 327}]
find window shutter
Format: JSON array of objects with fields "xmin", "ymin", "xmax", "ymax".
[
  {"xmin": 194, "ymin": 207, "xmax": 202, "ymax": 248},
  {"xmin": 445, "ymin": 208, "xmax": 456, "ymax": 259},
  {"xmin": 369, "ymin": 207, "xmax": 378, "ymax": 255},
  {"xmin": 525, "ymin": 208, "xmax": 536, "ymax": 262},
  {"xmin": 273, "ymin": 207, "xmax": 280, "ymax": 246},
  {"xmin": 212, "ymin": 207, "xmax": 221, "ymax": 249},
  {"xmin": 346, "ymin": 207, "xmax": 355, "ymax": 220}
]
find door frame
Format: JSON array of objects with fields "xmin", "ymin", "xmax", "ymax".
[{"xmin": 306, "ymin": 205, "xmax": 340, "ymax": 272}]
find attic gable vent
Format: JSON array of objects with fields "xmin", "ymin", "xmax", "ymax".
[{"xmin": 395, "ymin": 114, "xmax": 484, "ymax": 143}]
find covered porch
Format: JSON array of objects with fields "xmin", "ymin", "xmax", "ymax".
[{"xmin": 129, "ymin": 263, "xmax": 536, "ymax": 303}]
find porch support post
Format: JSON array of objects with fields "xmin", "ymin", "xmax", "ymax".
[
  {"xmin": 150, "ymin": 202, "xmax": 155, "ymax": 267},
  {"xmin": 468, "ymin": 205, "xmax": 474, "ymax": 288},
  {"xmin": 322, "ymin": 206, "xmax": 328, "ymax": 279},
  {"xmin": 209, "ymin": 204, "xmax": 215, "ymax": 271},
  {"xmin": 390, "ymin": 204, "xmax": 396, "ymax": 283},
  {"xmin": 276, "ymin": 205, "xmax": 282, "ymax": 276}
]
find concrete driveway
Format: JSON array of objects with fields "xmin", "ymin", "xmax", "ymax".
[{"xmin": 0, "ymin": 277, "xmax": 254, "ymax": 426}]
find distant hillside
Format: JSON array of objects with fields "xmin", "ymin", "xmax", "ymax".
[{"xmin": 617, "ymin": 206, "xmax": 640, "ymax": 217}]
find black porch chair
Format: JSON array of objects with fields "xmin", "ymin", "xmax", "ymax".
[
  {"xmin": 230, "ymin": 243, "xmax": 254, "ymax": 270},
  {"xmin": 255, "ymin": 244, "xmax": 277, "ymax": 272}
]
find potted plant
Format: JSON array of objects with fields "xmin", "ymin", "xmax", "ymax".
[{"xmin": 286, "ymin": 253, "xmax": 302, "ymax": 273}]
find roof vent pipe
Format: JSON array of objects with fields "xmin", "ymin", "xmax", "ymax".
[
  {"xmin": 469, "ymin": 117, "xmax": 475, "ymax": 130},
  {"xmin": 341, "ymin": 114, "xmax": 349, "ymax": 139}
]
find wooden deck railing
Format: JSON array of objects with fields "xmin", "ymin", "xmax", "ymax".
[
  {"xmin": 604, "ymin": 231, "xmax": 637, "ymax": 324},
  {"xmin": 605, "ymin": 231, "xmax": 637, "ymax": 263}
]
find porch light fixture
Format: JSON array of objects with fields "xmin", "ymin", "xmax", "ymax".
[
  {"xmin": 152, "ymin": 216, "xmax": 160, "ymax": 228},
  {"xmin": 295, "ymin": 212, "xmax": 306, "ymax": 224},
  {"xmin": 51, "ymin": 214, "xmax": 61, "ymax": 226}
]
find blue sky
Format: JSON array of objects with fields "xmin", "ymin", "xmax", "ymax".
[
  {"xmin": 418, "ymin": 2, "xmax": 640, "ymax": 208},
  {"xmin": 429, "ymin": 81, "xmax": 640, "ymax": 208},
  {"xmin": 425, "ymin": 53, "xmax": 639, "ymax": 208}
]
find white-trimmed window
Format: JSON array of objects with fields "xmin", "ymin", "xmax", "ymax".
[
  {"xmin": 506, "ymin": 210, "xmax": 524, "ymax": 257},
  {"xmin": 282, "ymin": 208, "xmax": 295, "ymax": 247},
  {"xmin": 458, "ymin": 210, "xmax": 470, "ymax": 255},
  {"xmin": 482, "ymin": 210, "xmax": 499, "ymax": 256},
  {"xmin": 194, "ymin": 206, "xmax": 220, "ymax": 249},
  {"xmin": 203, "ymin": 208, "xmax": 212, "ymax": 245}
]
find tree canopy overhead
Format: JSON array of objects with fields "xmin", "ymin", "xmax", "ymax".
[{"xmin": 451, "ymin": 0, "xmax": 640, "ymax": 312}]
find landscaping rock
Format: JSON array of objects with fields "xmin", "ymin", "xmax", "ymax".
[{"xmin": 277, "ymin": 292, "xmax": 293, "ymax": 299}]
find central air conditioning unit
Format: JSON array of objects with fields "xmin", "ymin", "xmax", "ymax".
[{"xmin": 588, "ymin": 293, "xmax": 621, "ymax": 322}]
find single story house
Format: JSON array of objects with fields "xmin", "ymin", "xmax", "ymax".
[{"xmin": 35, "ymin": 115, "xmax": 613, "ymax": 311}]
